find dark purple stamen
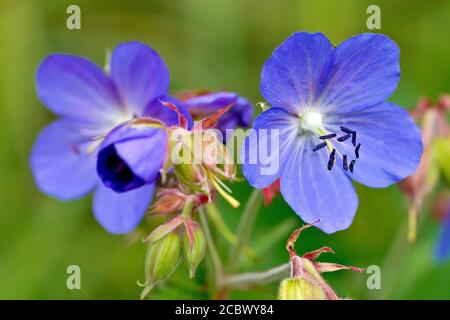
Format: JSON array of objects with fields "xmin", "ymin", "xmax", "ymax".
[
  {"xmin": 337, "ymin": 134, "xmax": 351, "ymax": 142},
  {"xmin": 349, "ymin": 160, "xmax": 356, "ymax": 172},
  {"xmin": 319, "ymin": 133, "xmax": 336, "ymax": 140},
  {"xmin": 351, "ymin": 132, "xmax": 357, "ymax": 146},
  {"xmin": 327, "ymin": 149, "xmax": 336, "ymax": 171},
  {"xmin": 313, "ymin": 142, "xmax": 327, "ymax": 152},
  {"xmin": 340, "ymin": 126, "xmax": 355, "ymax": 134},
  {"xmin": 343, "ymin": 154, "xmax": 348, "ymax": 171},
  {"xmin": 355, "ymin": 143, "xmax": 361, "ymax": 158}
]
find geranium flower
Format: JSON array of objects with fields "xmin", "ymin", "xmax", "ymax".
[
  {"xmin": 30, "ymin": 41, "xmax": 192, "ymax": 234},
  {"xmin": 242, "ymin": 32, "xmax": 423, "ymax": 233}
]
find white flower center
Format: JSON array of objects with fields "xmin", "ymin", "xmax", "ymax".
[{"xmin": 300, "ymin": 110, "xmax": 323, "ymax": 133}]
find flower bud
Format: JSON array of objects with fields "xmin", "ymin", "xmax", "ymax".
[
  {"xmin": 149, "ymin": 188, "xmax": 187, "ymax": 215},
  {"xmin": 183, "ymin": 220, "xmax": 206, "ymax": 278},
  {"xmin": 174, "ymin": 163, "xmax": 210, "ymax": 194},
  {"xmin": 278, "ymin": 278, "xmax": 327, "ymax": 300},
  {"xmin": 141, "ymin": 231, "xmax": 182, "ymax": 299}
]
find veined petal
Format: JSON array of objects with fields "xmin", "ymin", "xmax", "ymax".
[
  {"xmin": 110, "ymin": 41, "xmax": 170, "ymax": 116},
  {"xmin": 435, "ymin": 203, "xmax": 450, "ymax": 262},
  {"xmin": 241, "ymin": 108, "xmax": 298, "ymax": 188},
  {"xmin": 36, "ymin": 54, "xmax": 124, "ymax": 125},
  {"xmin": 93, "ymin": 183, "xmax": 155, "ymax": 234},
  {"xmin": 328, "ymin": 102, "xmax": 423, "ymax": 188},
  {"xmin": 261, "ymin": 32, "xmax": 333, "ymax": 114},
  {"xmin": 317, "ymin": 33, "xmax": 400, "ymax": 114},
  {"xmin": 97, "ymin": 121, "xmax": 167, "ymax": 192},
  {"xmin": 30, "ymin": 119, "xmax": 98, "ymax": 200},
  {"xmin": 279, "ymin": 139, "xmax": 358, "ymax": 233}
]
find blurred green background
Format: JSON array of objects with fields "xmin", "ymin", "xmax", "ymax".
[{"xmin": 0, "ymin": 0, "xmax": 449, "ymax": 299}]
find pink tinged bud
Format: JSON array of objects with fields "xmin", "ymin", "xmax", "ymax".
[
  {"xmin": 183, "ymin": 220, "xmax": 206, "ymax": 278},
  {"xmin": 143, "ymin": 215, "xmax": 183, "ymax": 245},
  {"xmin": 140, "ymin": 231, "xmax": 182, "ymax": 299},
  {"xmin": 150, "ymin": 189, "xmax": 187, "ymax": 215},
  {"xmin": 280, "ymin": 224, "xmax": 364, "ymax": 300},
  {"xmin": 278, "ymin": 278, "xmax": 327, "ymax": 300}
]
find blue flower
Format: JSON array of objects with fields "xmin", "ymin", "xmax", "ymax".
[
  {"xmin": 30, "ymin": 41, "xmax": 192, "ymax": 234},
  {"xmin": 242, "ymin": 32, "xmax": 423, "ymax": 233},
  {"xmin": 182, "ymin": 91, "xmax": 253, "ymax": 140},
  {"xmin": 435, "ymin": 201, "xmax": 450, "ymax": 262}
]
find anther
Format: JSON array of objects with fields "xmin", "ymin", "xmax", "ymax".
[
  {"xmin": 340, "ymin": 126, "xmax": 355, "ymax": 134},
  {"xmin": 319, "ymin": 133, "xmax": 336, "ymax": 140},
  {"xmin": 337, "ymin": 134, "xmax": 351, "ymax": 142},
  {"xmin": 349, "ymin": 160, "xmax": 356, "ymax": 172},
  {"xmin": 343, "ymin": 154, "xmax": 348, "ymax": 171},
  {"xmin": 327, "ymin": 149, "xmax": 336, "ymax": 171},
  {"xmin": 351, "ymin": 132, "xmax": 357, "ymax": 146},
  {"xmin": 355, "ymin": 143, "xmax": 361, "ymax": 158},
  {"xmin": 313, "ymin": 142, "xmax": 327, "ymax": 152}
]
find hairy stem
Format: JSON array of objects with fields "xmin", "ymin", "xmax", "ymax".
[
  {"xmin": 222, "ymin": 263, "xmax": 290, "ymax": 289},
  {"xmin": 228, "ymin": 189, "xmax": 264, "ymax": 269},
  {"xmin": 199, "ymin": 207, "xmax": 224, "ymax": 288}
]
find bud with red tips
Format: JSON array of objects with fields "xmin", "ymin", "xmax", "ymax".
[
  {"xmin": 278, "ymin": 223, "xmax": 363, "ymax": 300},
  {"xmin": 183, "ymin": 219, "xmax": 206, "ymax": 278}
]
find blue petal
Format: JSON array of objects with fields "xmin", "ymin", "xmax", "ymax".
[
  {"xmin": 215, "ymin": 96, "xmax": 254, "ymax": 135},
  {"xmin": 93, "ymin": 183, "xmax": 155, "ymax": 234},
  {"xmin": 36, "ymin": 54, "xmax": 124, "ymax": 125},
  {"xmin": 279, "ymin": 139, "xmax": 358, "ymax": 234},
  {"xmin": 241, "ymin": 108, "xmax": 298, "ymax": 188},
  {"xmin": 260, "ymin": 32, "xmax": 333, "ymax": 113},
  {"xmin": 110, "ymin": 42, "xmax": 170, "ymax": 117},
  {"xmin": 317, "ymin": 33, "xmax": 400, "ymax": 114},
  {"xmin": 327, "ymin": 102, "xmax": 423, "ymax": 188},
  {"xmin": 184, "ymin": 92, "xmax": 253, "ymax": 138},
  {"xmin": 97, "ymin": 122, "xmax": 167, "ymax": 192},
  {"xmin": 183, "ymin": 92, "xmax": 238, "ymax": 115},
  {"xmin": 30, "ymin": 119, "xmax": 98, "ymax": 200},
  {"xmin": 234, "ymin": 97, "xmax": 254, "ymax": 128},
  {"xmin": 145, "ymin": 96, "xmax": 194, "ymax": 129},
  {"xmin": 435, "ymin": 203, "xmax": 450, "ymax": 263}
]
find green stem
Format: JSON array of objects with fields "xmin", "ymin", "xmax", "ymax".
[
  {"xmin": 222, "ymin": 263, "xmax": 290, "ymax": 289},
  {"xmin": 368, "ymin": 209, "xmax": 427, "ymax": 299},
  {"xmin": 228, "ymin": 189, "xmax": 264, "ymax": 270},
  {"xmin": 199, "ymin": 207, "xmax": 223, "ymax": 288},
  {"xmin": 205, "ymin": 203, "xmax": 257, "ymax": 258}
]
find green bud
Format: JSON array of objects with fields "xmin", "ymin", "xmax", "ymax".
[
  {"xmin": 277, "ymin": 278, "xmax": 327, "ymax": 300},
  {"xmin": 174, "ymin": 163, "xmax": 209, "ymax": 193},
  {"xmin": 141, "ymin": 231, "xmax": 182, "ymax": 299},
  {"xmin": 183, "ymin": 220, "xmax": 206, "ymax": 278}
]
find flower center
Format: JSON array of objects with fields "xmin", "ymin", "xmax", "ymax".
[{"xmin": 300, "ymin": 110, "xmax": 323, "ymax": 133}]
